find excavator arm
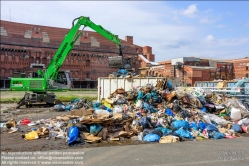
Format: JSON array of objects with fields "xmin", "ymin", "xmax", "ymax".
[
  {"xmin": 10, "ymin": 16, "xmax": 124, "ymax": 108},
  {"xmin": 44, "ymin": 16, "xmax": 123, "ymax": 82}
]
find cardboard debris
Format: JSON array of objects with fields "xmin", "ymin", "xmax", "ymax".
[
  {"xmin": 56, "ymin": 115, "xmax": 70, "ymax": 121},
  {"xmin": 107, "ymin": 131, "xmax": 120, "ymax": 138},
  {"xmin": 113, "ymin": 113, "xmax": 122, "ymax": 120},
  {"xmin": 159, "ymin": 136, "xmax": 180, "ymax": 143},
  {"xmin": 8, "ymin": 128, "xmax": 18, "ymax": 134},
  {"xmin": 115, "ymin": 88, "xmax": 125, "ymax": 94},
  {"xmin": 37, "ymin": 127, "xmax": 49, "ymax": 138},
  {"xmin": 70, "ymin": 108, "xmax": 94, "ymax": 116},
  {"xmin": 6, "ymin": 119, "xmax": 16, "ymax": 129},
  {"xmin": 110, "ymin": 138, "xmax": 120, "ymax": 141},
  {"xmin": 118, "ymin": 131, "xmax": 130, "ymax": 137},
  {"xmin": 218, "ymin": 128, "xmax": 228, "ymax": 134},
  {"xmin": 97, "ymin": 113, "xmax": 110, "ymax": 119},
  {"xmin": 82, "ymin": 132, "xmax": 102, "ymax": 143},
  {"xmin": 102, "ymin": 128, "xmax": 108, "ymax": 140},
  {"xmin": 217, "ymin": 81, "xmax": 227, "ymax": 89}
]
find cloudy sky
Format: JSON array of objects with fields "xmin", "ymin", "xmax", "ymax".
[{"xmin": 1, "ymin": 1, "xmax": 249, "ymax": 62}]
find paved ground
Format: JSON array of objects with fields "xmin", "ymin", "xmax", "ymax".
[
  {"xmin": 1, "ymin": 137, "xmax": 248, "ymax": 166},
  {"xmin": 79, "ymin": 137, "xmax": 249, "ymax": 166}
]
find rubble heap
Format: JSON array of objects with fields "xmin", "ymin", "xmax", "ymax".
[{"xmin": 4, "ymin": 77, "xmax": 249, "ymax": 145}]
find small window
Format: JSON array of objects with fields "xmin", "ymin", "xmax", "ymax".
[
  {"xmin": 246, "ymin": 66, "xmax": 248, "ymax": 70},
  {"xmin": 86, "ymin": 60, "xmax": 90, "ymax": 67},
  {"xmin": 35, "ymin": 32, "xmax": 39, "ymax": 34},
  {"xmin": 84, "ymin": 37, "xmax": 87, "ymax": 39},
  {"xmin": 86, "ymin": 73, "xmax": 90, "ymax": 78}
]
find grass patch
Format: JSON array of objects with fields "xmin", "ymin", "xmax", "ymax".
[
  {"xmin": 1, "ymin": 97, "xmax": 22, "ymax": 103},
  {"xmin": 57, "ymin": 95, "xmax": 79, "ymax": 102},
  {"xmin": 0, "ymin": 90, "xmax": 98, "ymax": 103},
  {"xmin": 3, "ymin": 110, "xmax": 8, "ymax": 113},
  {"xmin": 70, "ymin": 89, "xmax": 98, "ymax": 92},
  {"xmin": 1, "ymin": 96, "xmax": 98, "ymax": 104}
]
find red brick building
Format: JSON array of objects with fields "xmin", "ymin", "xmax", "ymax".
[
  {"xmin": 142, "ymin": 57, "xmax": 248, "ymax": 86},
  {"xmin": 0, "ymin": 20, "xmax": 155, "ymax": 88},
  {"xmin": 226, "ymin": 58, "xmax": 249, "ymax": 79},
  {"xmin": 1, "ymin": 20, "xmax": 247, "ymax": 88}
]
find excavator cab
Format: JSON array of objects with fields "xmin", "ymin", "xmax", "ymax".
[
  {"xmin": 52, "ymin": 70, "xmax": 72, "ymax": 89},
  {"xmin": 56, "ymin": 71, "xmax": 69, "ymax": 85}
]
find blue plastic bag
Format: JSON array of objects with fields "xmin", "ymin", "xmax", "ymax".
[
  {"xmin": 143, "ymin": 134, "xmax": 160, "ymax": 142},
  {"xmin": 71, "ymin": 98, "xmax": 81, "ymax": 103},
  {"xmin": 209, "ymin": 131, "xmax": 225, "ymax": 139},
  {"xmin": 165, "ymin": 108, "xmax": 174, "ymax": 116},
  {"xmin": 175, "ymin": 128, "xmax": 194, "ymax": 139},
  {"xmin": 53, "ymin": 104, "xmax": 65, "ymax": 111},
  {"xmin": 143, "ymin": 102, "xmax": 157, "ymax": 113},
  {"xmin": 103, "ymin": 106, "xmax": 112, "ymax": 112},
  {"xmin": 198, "ymin": 121, "xmax": 207, "ymax": 131},
  {"xmin": 231, "ymin": 124, "xmax": 242, "ymax": 133},
  {"xmin": 173, "ymin": 120, "xmax": 189, "ymax": 130},
  {"xmin": 167, "ymin": 80, "xmax": 173, "ymax": 91},
  {"xmin": 151, "ymin": 91, "xmax": 156, "ymax": 96},
  {"xmin": 205, "ymin": 124, "xmax": 218, "ymax": 132},
  {"xmin": 213, "ymin": 132, "xmax": 225, "ymax": 139},
  {"xmin": 138, "ymin": 117, "xmax": 153, "ymax": 129},
  {"xmin": 137, "ymin": 90, "xmax": 144, "ymax": 100},
  {"xmin": 189, "ymin": 122, "xmax": 198, "ymax": 131},
  {"xmin": 118, "ymin": 69, "xmax": 128, "ymax": 75},
  {"xmin": 200, "ymin": 107, "xmax": 207, "ymax": 113},
  {"xmin": 151, "ymin": 91, "xmax": 162, "ymax": 103},
  {"xmin": 143, "ymin": 129, "xmax": 163, "ymax": 137},
  {"xmin": 143, "ymin": 93, "xmax": 151, "ymax": 103},
  {"xmin": 211, "ymin": 121, "xmax": 218, "ymax": 127},
  {"xmin": 90, "ymin": 124, "xmax": 103, "ymax": 136},
  {"xmin": 156, "ymin": 127, "xmax": 172, "ymax": 136},
  {"xmin": 65, "ymin": 105, "xmax": 72, "ymax": 111},
  {"xmin": 68, "ymin": 126, "xmax": 79, "ymax": 145},
  {"xmin": 93, "ymin": 102, "xmax": 101, "ymax": 110}
]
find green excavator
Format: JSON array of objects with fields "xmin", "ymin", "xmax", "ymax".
[{"xmin": 10, "ymin": 16, "xmax": 124, "ymax": 108}]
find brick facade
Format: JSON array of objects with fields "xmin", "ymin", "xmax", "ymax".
[
  {"xmin": 145, "ymin": 58, "xmax": 248, "ymax": 86},
  {"xmin": 226, "ymin": 58, "xmax": 249, "ymax": 79},
  {"xmin": 1, "ymin": 20, "xmax": 247, "ymax": 88},
  {"xmin": 0, "ymin": 20, "xmax": 155, "ymax": 88}
]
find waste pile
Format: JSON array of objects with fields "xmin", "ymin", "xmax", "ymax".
[
  {"xmin": 3, "ymin": 77, "xmax": 249, "ymax": 146},
  {"xmin": 108, "ymin": 69, "xmax": 139, "ymax": 78}
]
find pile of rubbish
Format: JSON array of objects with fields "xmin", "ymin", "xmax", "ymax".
[
  {"xmin": 108, "ymin": 69, "xmax": 139, "ymax": 78},
  {"xmin": 3, "ymin": 77, "xmax": 249, "ymax": 146}
]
